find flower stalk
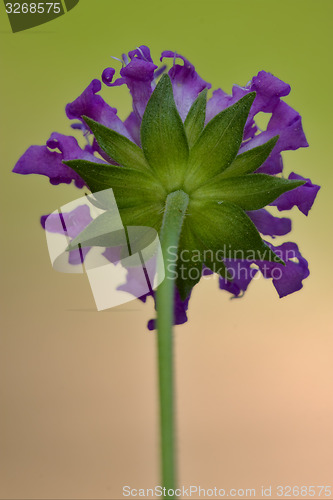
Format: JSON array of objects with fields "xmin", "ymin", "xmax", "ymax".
[{"xmin": 156, "ymin": 190, "xmax": 190, "ymax": 497}]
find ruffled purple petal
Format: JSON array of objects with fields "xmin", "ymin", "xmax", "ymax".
[
  {"xmin": 13, "ymin": 145, "xmax": 82, "ymax": 187},
  {"xmin": 13, "ymin": 133, "xmax": 103, "ymax": 187},
  {"xmin": 66, "ymin": 79, "xmax": 131, "ymax": 139},
  {"xmin": 248, "ymin": 71, "xmax": 291, "ymax": 114},
  {"xmin": 116, "ymin": 261, "xmax": 154, "ymax": 300},
  {"xmin": 119, "ymin": 59, "xmax": 157, "ymax": 118},
  {"xmin": 256, "ymin": 242, "xmax": 309, "ymax": 298},
  {"xmin": 41, "ymin": 205, "xmax": 93, "ymax": 266},
  {"xmin": 41, "ymin": 204, "xmax": 91, "ymax": 236},
  {"xmin": 147, "ymin": 288, "xmax": 191, "ymax": 331},
  {"xmin": 46, "ymin": 133, "xmax": 102, "ymax": 162},
  {"xmin": 102, "ymin": 47, "xmax": 157, "ymax": 120},
  {"xmin": 101, "ymin": 67, "xmax": 116, "ymax": 86},
  {"xmin": 247, "ymin": 209, "xmax": 292, "ymax": 237},
  {"xmin": 242, "ymin": 104, "xmax": 308, "ymax": 174},
  {"xmin": 266, "ymin": 101, "xmax": 308, "ymax": 149},
  {"xmin": 128, "ymin": 45, "xmax": 154, "ymax": 63},
  {"xmin": 270, "ymin": 173, "xmax": 320, "ymax": 215},
  {"xmin": 219, "ymin": 260, "xmax": 258, "ymax": 297},
  {"xmin": 238, "ymin": 71, "xmax": 290, "ymax": 139},
  {"xmin": 161, "ymin": 51, "xmax": 211, "ymax": 121}
]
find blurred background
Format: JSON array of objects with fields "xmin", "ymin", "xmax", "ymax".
[{"xmin": 1, "ymin": 1, "xmax": 332, "ymax": 498}]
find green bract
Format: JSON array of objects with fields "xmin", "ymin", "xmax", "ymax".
[{"xmin": 64, "ymin": 74, "xmax": 304, "ymax": 300}]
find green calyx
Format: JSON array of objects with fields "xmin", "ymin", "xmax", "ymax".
[{"xmin": 64, "ymin": 74, "xmax": 304, "ymax": 300}]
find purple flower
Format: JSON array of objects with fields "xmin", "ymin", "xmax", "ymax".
[{"xmin": 12, "ymin": 45, "xmax": 320, "ymax": 329}]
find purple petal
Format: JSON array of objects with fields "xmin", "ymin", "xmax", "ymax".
[
  {"xmin": 116, "ymin": 261, "xmax": 153, "ymax": 300},
  {"xmin": 266, "ymin": 101, "xmax": 309, "ymax": 150},
  {"xmin": 206, "ymin": 89, "xmax": 234, "ymax": 122},
  {"xmin": 13, "ymin": 133, "xmax": 103, "ymax": 187},
  {"xmin": 66, "ymin": 247, "xmax": 90, "ymax": 266},
  {"xmin": 46, "ymin": 133, "xmax": 102, "ymax": 162},
  {"xmin": 124, "ymin": 111, "xmax": 141, "ymax": 146},
  {"xmin": 231, "ymin": 86, "xmax": 258, "ymax": 139},
  {"xmin": 257, "ymin": 242, "xmax": 310, "ymax": 297},
  {"xmin": 101, "ymin": 67, "xmax": 116, "ymax": 86},
  {"xmin": 247, "ymin": 209, "xmax": 292, "ymax": 237},
  {"xmin": 41, "ymin": 204, "xmax": 92, "ymax": 236},
  {"xmin": 235, "ymin": 71, "xmax": 290, "ymax": 140},
  {"xmin": 147, "ymin": 318, "xmax": 156, "ymax": 331},
  {"xmin": 128, "ymin": 45, "xmax": 153, "ymax": 63},
  {"xmin": 202, "ymin": 265, "xmax": 214, "ymax": 276},
  {"xmin": 102, "ymin": 246, "xmax": 123, "ymax": 263},
  {"xmin": 91, "ymin": 138, "xmax": 118, "ymax": 165},
  {"xmin": 102, "ymin": 55, "xmax": 157, "ymax": 120},
  {"xmin": 256, "ymin": 151, "xmax": 283, "ymax": 175},
  {"xmin": 238, "ymin": 130, "xmax": 282, "ymax": 174},
  {"xmin": 119, "ymin": 58, "xmax": 157, "ymax": 118},
  {"xmin": 173, "ymin": 288, "xmax": 191, "ymax": 325},
  {"xmin": 206, "ymin": 86, "xmax": 257, "ymax": 138},
  {"xmin": 219, "ymin": 260, "xmax": 258, "ymax": 297},
  {"xmin": 41, "ymin": 205, "xmax": 93, "ymax": 266},
  {"xmin": 154, "ymin": 65, "xmax": 167, "ymax": 79},
  {"xmin": 270, "ymin": 173, "xmax": 320, "ymax": 215},
  {"xmin": 160, "ymin": 51, "xmax": 211, "ymax": 121},
  {"xmin": 66, "ymin": 79, "xmax": 131, "ymax": 138},
  {"xmin": 207, "ymin": 71, "xmax": 307, "ymax": 175},
  {"xmin": 147, "ymin": 288, "xmax": 191, "ymax": 331},
  {"xmin": 254, "ymin": 109, "xmax": 307, "ymax": 153},
  {"xmin": 245, "ymin": 102, "xmax": 308, "ymax": 174},
  {"xmin": 13, "ymin": 145, "xmax": 82, "ymax": 187},
  {"xmin": 248, "ymin": 71, "xmax": 291, "ymax": 114}
]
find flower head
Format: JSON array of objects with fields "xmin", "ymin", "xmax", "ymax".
[{"xmin": 13, "ymin": 45, "xmax": 320, "ymax": 328}]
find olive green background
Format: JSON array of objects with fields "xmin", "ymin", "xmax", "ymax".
[{"xmin": 1, "ymin": 1, "xmax": 332, "ymax": 499}]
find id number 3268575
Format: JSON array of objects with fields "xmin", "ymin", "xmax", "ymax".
[{"xmin": 5, "ymin": 3, "xmax": 61, "ymax": 14}]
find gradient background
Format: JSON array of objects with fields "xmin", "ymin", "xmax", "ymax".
[{"xmin": 1, "ymin": 1, "xmax": 332, "ymax": 499}]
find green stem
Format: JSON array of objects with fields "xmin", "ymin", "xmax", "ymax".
[{"xmin": 156, "ymin": 190, "xmax": 189, "ymax": 499}]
